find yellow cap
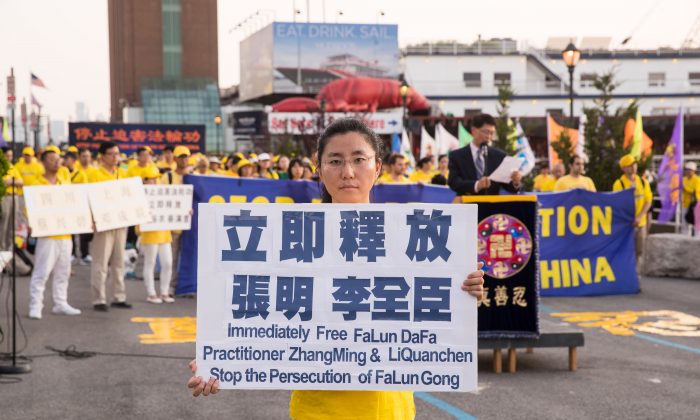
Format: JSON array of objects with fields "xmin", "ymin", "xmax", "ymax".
[
  {"xmin": 248, "ymin": 152, "xmax": 258, "ymax": 159},
  {"xmin": 67, "ymin": 146, "xmax": 79, "ymax": 153},
  {"xmin": 273, "ymin": 154, "xmax": 281, "ymax": 163},
  {"xmin": 142, "ymin": 165, "xmax": 161, "ymax": 179},
  {"xmin": 45, "ymin": 145, "xmax": 61, "ymax": 154},
  {"xmin": 235, "ymin": 152, "xmax": 245, "ymax": 159},
  {"xmin": 139, "ymin": 146, "xmax": 154, "ymax": 155},
  {"xmin": 173, "ymin": 146, "xmax": 191, "ymax": 157},
  {"xmin": 619, "ymin": 154, "xmax": 636, "ymax": 168},
  {"xmin": 22, "ymin": 147, "xmax": 35, "ymax": 156},
  {"xmin": 237, "ymin": 158, "xmax": 252, "ymax": 168}
]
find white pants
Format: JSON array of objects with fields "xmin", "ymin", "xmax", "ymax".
[
  {"xmin": 29, "ymin": 238, "xmax": 72, "ymax": 312},
  {"xmin": 142, "ymin": 243, "xmax": 172, "ymax": 297}
]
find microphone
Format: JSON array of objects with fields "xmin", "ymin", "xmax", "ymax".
[{"xmin": 480, "ymin": 143, "xmax": 488, "ymax": 158}]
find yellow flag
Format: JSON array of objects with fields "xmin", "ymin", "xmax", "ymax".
[
  {"xmin": 2, "ymin": 117, "xmax": 10, "ymax": 142},
  {"xmin": 631, "ymin": 109, "xmax": 643, "ymax": 159}
]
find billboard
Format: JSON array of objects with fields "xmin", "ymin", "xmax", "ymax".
[
  {"xmin": 68, "ymin": 122, "xmax": 206, "ymax": 153},
  {"xmin": 239, "ymin": 22, "xmax": 400, "ymax": 102}
]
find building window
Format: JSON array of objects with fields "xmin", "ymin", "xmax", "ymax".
[
  {"xmin": 464, "ymin": 109, "xmax": 482, "ymax": 116},
  {"xmin": 648, "ymin": 72, "xmax": 666, "ymax": 87},
  {"xmin": 545, "ymin": 75, "xmax": 560, "ymax": 89},
  {"xmin": 689, "ymin": 72, "xmax": 700, "ymax": 86},
  {"xmin": 546, "ymin": 108, "xmax": 564, "ymax": 117},
  {"xmin": 463, "ymin": 73, "xmax": 481, "ymax": 88},
  {"xmin": 580, "ymin": 73, "xmax": 596, "ymax": 88},
  {"xmin": 494, "ymin": 73, "xmax": 511, "ymax": 86}
]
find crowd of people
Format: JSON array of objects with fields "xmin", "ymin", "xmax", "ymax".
[{"xmin": 1, "ymin": 113, "xmax": 699, "ymax": 320}]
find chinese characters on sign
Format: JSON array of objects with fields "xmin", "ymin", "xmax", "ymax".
[
  {"xmin": 196, "ymin": 204, "xmax": 478, "ymax": 392},
  {"xmin": 23, "ymin": 185, "xmax": 93, "ymax": 237},
  {"xmin": 86, "ymin": 178, "xmax": 152, "ymax": 232},
  {"xmin": 68, "ymin": 122, "xmax": 206, "ymax": 154},
  {"xmin": 140, "ymin": 185, "xmax": 193, "ymax": 232}
]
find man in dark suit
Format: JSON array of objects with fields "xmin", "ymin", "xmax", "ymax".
[{"xmin": 448, "ymin": 113, "xmax": 522, "ymax": 195}]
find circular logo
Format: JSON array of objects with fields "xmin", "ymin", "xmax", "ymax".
[{"xmin": 477, "ymin": 214, "xmax": 533, "ymax": 279}]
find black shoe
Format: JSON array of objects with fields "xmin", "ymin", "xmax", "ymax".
[
  {"xmin": 110, "ymin": 301, "xmax": 132, "ymax": 309},
  {"xmin": 93, "ymin": 304, "xmax": 108, "ymax": 312}
]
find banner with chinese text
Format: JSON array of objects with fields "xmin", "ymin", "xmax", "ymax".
[
  {"xmin": 196, "ymin": 203, "xmax": 477, "ymax": 391},
  {"xmin": 460, "ymin": 195, "xmax": 539, "ymax": 338},
  {"xmin": 68, "ymin": 122, "xmax": 206, "ymax": 154},
  {"xmin": 86, "ymin": 178, "xmax": 151, "ymax": 232},
  {"xmin": 24, "ymin": 185, "xmax": 93, "ymax": 237},
  {"xmin": 140, "ymin": 185, "xmax": 194, "ymax": 232}
]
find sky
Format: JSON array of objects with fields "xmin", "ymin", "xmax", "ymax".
[{"xmin": 1, "ymin": 0, "xmax": 698, "ymax": 123}]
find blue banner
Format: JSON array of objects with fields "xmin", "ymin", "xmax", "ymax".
[
  {"xmin": 177, "ymin": 178, "xmax": 639, "ymax": 298},
  {"xmin": 68, "ymin": 122, "xmax": 206, "ymax": 154},
  {"xmin": 537, "ymin": 189, "xmax": 640, "ymax": 296}
]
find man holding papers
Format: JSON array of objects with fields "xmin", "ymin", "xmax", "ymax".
[{"xmin": 447, "ymin": 113, "xmax": 522, "ymax": 195}]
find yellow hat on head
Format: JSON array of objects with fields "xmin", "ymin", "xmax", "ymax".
[
  {"xmin": 619, "ymin": 154, "xmax": 636, "ymax": 168},
  {"xmin": 67, "ymin": 146, "xmax": 79, "ymax": 153},
  {"xmin": 173, "ymin": 146, "xmax": 191, "ymax": 157},
  {"xmin": 248, "ymin": 152, "xmax": 258, "ymax": 159},
  {"xmin": 45, "ymin": 145, "xmax": 61, "ymax": 155},
  {"xmin": 237, "ymin": 158, "xmax": 252, "ymax": 168},
  {"xmin": 22, "ymin": 147, "xmax": 35, "ymax": 156},
  {"xmin": 142, "ymin": 165, "xmax": 161, "ymax": 179},
  {"xmin": 234, "ymin": 152, "xmax": 245, "ymax": 159},
  {"xmin": 273, "ymin": 154, "xmax": 281, "ymax": 163}
]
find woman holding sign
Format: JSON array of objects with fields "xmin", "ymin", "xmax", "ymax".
[{"xmin": 187, "ymin": 119, "xmax": 485, "ymax": 419}]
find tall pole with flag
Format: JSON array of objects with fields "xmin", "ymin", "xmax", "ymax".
[{"xmin": 656, "ymin": 108, "xmax": 684, "ymax": 227}]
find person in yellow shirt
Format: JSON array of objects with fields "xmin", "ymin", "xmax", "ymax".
[
  {"xmin": 193, "ymin": 156, "xmax": 211, "ymax": 175},
  {"xmin": 0, "ymin": 147, "xmax": 27, "ymax": 256},
  {"xmin": 208, "ymin": 156, "xmax": 226, "ymax": 175},
  {"xmin": 378, "ymin": 154, "xmax": 409, "ymax": 184},
  {"xmin": 126, "ymin": 146, "xmax": 159, "ymax": 179},
  {"xmin": 613, "ymin": 154, "xmax": 652, "ymax": 264},
  {"xmin": 533, "ymin": 165, "xmax": 556, "ymax": 192},
  {"xmin": 25, "ymin": 149, "xmax": 81, "ymax": 319},
  {"xmin": 435, "ymin": 154, "xmax": 449, "ymax": 179},
  {"xmin": 257, "ymin": 153, "xmax": 280, "ymax": 179},
  {"xmin": 75, "ymin": 148, "xmax": 94, "ymax": 172},
  {"xmin": 62, "ymin": 151, "xmax": 89, "ymax": 184},
  {"xmin": 15, "ymin": 146, "xmax": 43, "ymax": 188},
  {"xmin": 553, "ymin": 155, "xmax": 596, "ymax": 192},
  {"xmin": 681, "ymin": 162, "xmax": 699, "ymax": 235},
  {"xmin": 160, "ymin": 146, "xmax": 191, "ymax": 296},
  {"xmin": 138, "ymin": 166, "xmax": 174, "ymax": 304},
  {"xmin": 87, "ymin": 141, "xmax": 132, "ymax": 311},
  {"xmin": 237, "ymin": 159, "xmax": 256, "ymax": 178},
  {"xmin": 41, "ymin": 145, "xmax": 72, "ymax": 183},
  {"xmin": 409, "ymin": 157, "xmax": 435, "ymax": 183},
  {"xmin": 222, "ymin": 154, "xmax": 241, "ymax": 177},
  {"xmin": 157, "ymin": 145, "xmax": 177, "ymax": 172}
]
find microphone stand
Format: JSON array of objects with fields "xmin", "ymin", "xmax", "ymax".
[{"xmin": 0, "ymin": 105, "xmax": 32, "ymax": 374}]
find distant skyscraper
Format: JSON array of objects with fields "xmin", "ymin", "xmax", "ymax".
[
  {"xmin": 75, "ymin": 101, "xmax": 88, "ymax": 121},
  {"xmin": 108, "ymin": 0, "xmax": 220, "ymax": 150}
]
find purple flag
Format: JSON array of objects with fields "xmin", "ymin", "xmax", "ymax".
[{"xmin": 657, "ymin": 110, "xmax": 683, "ymax": 223}]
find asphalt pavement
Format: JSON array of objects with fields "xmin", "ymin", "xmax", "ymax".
[{"xmin": 0, "ymin": 264, "xmax": 698, "ymax": 420}]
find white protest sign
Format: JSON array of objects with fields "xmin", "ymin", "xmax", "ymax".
[
  {"xmin": 23, "ymin": 184, "xmax": 93, "ymax": 237},
  {"xmin": 196, "ymin": 203, "xmax": 478, "ymax": 392},
  {"xmin": 139, "ymin": 184, "xmax": 193, "ymax": 232},
  {"xmin": 86, "ymin": 177, "xmax": 151, "ymax": 232}
]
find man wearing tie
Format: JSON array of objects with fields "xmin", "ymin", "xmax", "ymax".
[{"xmin": 448, "ymin": 113, "xmax": 522, "ymax": 195}]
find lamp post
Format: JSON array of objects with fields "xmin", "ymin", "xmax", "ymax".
[
  {"xmin": 319, "ymin": 98, "xmax": 327, "ymax": 131},
  {"xmin": 399, "ymin": 79, "xmax": 410, "ymax": 128},
  {"xmin": 562, "ymin": 42, "xmax": 581, "ymax": 124},
  {"xmin": 214, "ymin": 115, "xmax": 222, "ymax": 154}
]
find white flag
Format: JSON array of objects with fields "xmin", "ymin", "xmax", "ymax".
[
  {"xmin": 514, "ymin": 121, "xmax": 536, "ymax": 176},
  {"xmin": 576, "ymin": 113, "xmax": 588, "ymax": 160},
  {"xmin": 420, "ymin": 126, "xmax": 437, "ymax": 159},
  {"xmin": 436, "ymin": 123, "xmax": 460, "ymax": 155},
  {"xmin": 400, "ymin": 129, "xmax": 416, "ymax": 170}
]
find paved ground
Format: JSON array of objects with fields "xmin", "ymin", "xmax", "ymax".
[{"xmin": 1, "ymin": 264, "xmax": 699, "ymax": 419}]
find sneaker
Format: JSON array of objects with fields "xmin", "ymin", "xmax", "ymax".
[
  {"xmin": 71, "ymin": 256, "xmax": 76, "ymax": 264},
  {"xmin": 161, "ymin": 295, "xmax": 175, "ymax": 303},
  {"xmin": 93, "ymin": 303, "xmax": 109, "ymax": 312},
  {"xmin": 79, "ymin": 258, "xmax": 89, "ymax": 266},
  {"xmin": 28, "ymin": 308, "xmax": 42, "ymax": 320},
  {"xmin": 84, "ymin": 255, "xmax": 92, "ymax": 263},
  {"xmin": 147, "ymin": 296, "xmax": 163, "ymax": 304},
  {"xmin": 110, "ymin": 301, "xmax": 133, "ymax": 309},
  {"xmin": 52, "ymin": 305, "xmax": 81, "ymax": 316}
]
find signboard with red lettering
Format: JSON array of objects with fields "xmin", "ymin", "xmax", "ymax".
[
  {"xmin": 68, "ymin": 122, "xmax": 206, "ymax": 154},
  {"xmin": 268, "ymin": 112, "xmax": 402, "ymax": 135}
]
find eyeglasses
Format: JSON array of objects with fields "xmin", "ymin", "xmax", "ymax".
[
  {"xmin": 322, "ymin": 155, "xmax": 375, "ymax": 169},
  {"xmin": 479, "ymin": 128, "xmax": 496, "ymax": 138}
]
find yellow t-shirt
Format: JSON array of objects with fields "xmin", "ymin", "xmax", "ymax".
[
  {"xmin": 87, "ymin": 165, "xmax": 129, "ymax": 183},
  {"xmin": 160, "ymin": 170, "xmax": 186, "ymax": 185},
  {"xmin": 553, "ymin": 175, "xmax": 596, "ymax": 192},
  {"xmin": 613, "ymin": 175, "xmax": 653, "ymax": 227},
  {"xmin": 261, "ymin": 170, "xmax": 280, "ymax": 180},
  {"xmin": 533, "ymin": 174, "xmax": 556, "ymax": 192},
  {"xmin": 25, "ymin": 174, "xmax": 71, "ymax": 240},
  {"xmin": 68, "ymin": 168, "xmax": 89, "ymax": 184},
  {"xmin": 3, "ymin": 165, "xmax": 23, "ymax": 195},
  {"xmin": 290, "ymin": 390, "xmax": 415, "ymax": 420},
  {"xmin": 408, "ymin": 170, "xmax": 433, "ymax": 183},
  {"xmin": 126, "ymin": 163, "xmax": 160, "ymax": 180},
  {"xmin": 140, "ymin": 230, "xmax": 172, "ymax": 245},
  {"xmin": 157, "ymin": 160, "xmax": 177, "ymax": 172},
  {"xmin": 56, "ymin": 166, "xmax": 71, "ymax": 184},
  {"xmin": 223, "ymin": 170, "xmax": 239, "ymax": 178},
  {"xmin": 682, "ymin": 174, "xmax": 699, "ymax": 209},
  {"xmin": 14, "ymin": 158, "xmax": 44, "ymax": 194},
  {"xmin": 378, "ymin": 173, "xmax": 409, "ymax": 184}
]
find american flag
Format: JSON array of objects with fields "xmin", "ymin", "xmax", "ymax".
[
  {"xmin": 31, "ymin": 94, "xmax": 42, "ymax": 107},
  {"xmin": 31, "ymin": 73, "xmax": 47, "ymax": 88}
]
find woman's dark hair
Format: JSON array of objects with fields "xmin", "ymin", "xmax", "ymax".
[
  {"xmin": 431, "ymin": 174, "xmax": 447, "ymax": 185},
  {"xmin": 316, "ymin": 118, "xmax": 384, "ymax": 203},
  {"xmin": 416, "ymin": 156, "xmax": 432, "ymax": 169},
  {"xmin": 438, "ymin": 154, "xmax": 448, "ymax": 163},
  {"xmin": 287, "ymin": 158, "xmax": 304, "ymax": 180}
]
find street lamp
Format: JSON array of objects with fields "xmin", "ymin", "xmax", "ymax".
[
  {"xmin": 399, "ymin": 78, "xmax": 410, "ymax": 131},
  {"xmin": 562, "ymin": 42, "xmax": 581, "ymax": 123},
  {"xmin": 214, "ymin": 115, "xmax": 222, "ymax": 154}
]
